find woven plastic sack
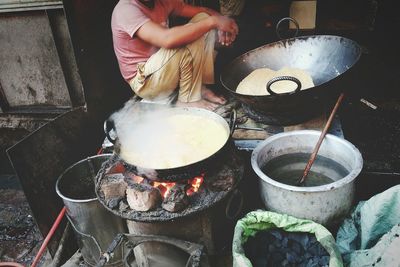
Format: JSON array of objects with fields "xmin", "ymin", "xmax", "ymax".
[
  {"xmin": 336, "ymin": 185, "xmax": 400, "ymax": 266},
  {"xmin": 232, "ymin": 210, "xmax": 343, "ymax": 267}
]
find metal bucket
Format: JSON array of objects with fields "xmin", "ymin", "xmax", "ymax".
[
  {"xmin": 251, "ymin": 130, "xmax": 363, "ymax": 226},
  {"xmin": 56, "ymin": 154, "xmax": 127, "ymax": 266}
]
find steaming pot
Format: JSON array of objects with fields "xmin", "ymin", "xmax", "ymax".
[{"xmin": 104, "ymin": 102, "xmax": 232, "ymax": 182}]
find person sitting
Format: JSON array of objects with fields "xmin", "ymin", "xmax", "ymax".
[{"xmin": 111, "ymin": 0, "xmax": 239, "ymax": 110}]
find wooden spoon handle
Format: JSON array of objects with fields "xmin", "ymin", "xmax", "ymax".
[{"xmin": 298, "ymin": 93, "xmax": 345, "ymax": 185}]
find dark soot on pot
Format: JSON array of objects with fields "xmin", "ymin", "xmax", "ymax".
[
  {"xmin": 261, "ymin": 153, "xmax": 349, "ymax": 187},
  {"xmin": 244, "ymin": 229, "xmax": 330, "ymax": 267}
]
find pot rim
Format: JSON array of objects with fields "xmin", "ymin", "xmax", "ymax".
[
  {"xmin": 56, "ymin": 154, "xmax": 112, "ymax": 203},
  {"xmin": 251, "ymin": 130, "xmax": 363, "ymax": 192}
]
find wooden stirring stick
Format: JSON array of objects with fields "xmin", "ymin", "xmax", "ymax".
[{"xmin": 297, "ymin": 93, "xmax": 345, "ymax": 186}]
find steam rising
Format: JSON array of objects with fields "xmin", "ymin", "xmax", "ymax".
[{"xmin": 109, "ymin": 100, "xmax": 228, "ymax": 169}]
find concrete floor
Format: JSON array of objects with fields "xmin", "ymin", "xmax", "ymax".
[{"xmin": 0, "ymin": 175, "xmax": 46, "ymax": 266}]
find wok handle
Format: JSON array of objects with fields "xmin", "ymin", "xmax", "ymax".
[
  {"xmin": 266, "ymin": 76, "xmax": 302, "ymax": 96},
  {"xmin": 103, "ymin": 119, "xmax": 116, "ymax": 144},
  {"xmin": 276, "ymin": 17, "xmax": 299, "ymax": 40}
]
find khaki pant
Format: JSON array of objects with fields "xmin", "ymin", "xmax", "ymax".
[{"xmin": 129, "ymin": 12, "xmax": 216, "ymax": 103}]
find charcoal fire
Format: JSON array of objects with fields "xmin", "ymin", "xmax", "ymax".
[
  {"xmin": 152, "ymin": 181, "xmax": 176, "ymax": 199},
  {"xmin": 126, "ymin": 182, "xmax": 162, "ymax": 212},
  {"xmin": 186, "ymin": 176, "xmax": 204, "ymax": 196},
  {"xmin": 100, "ymin": 160, "xmax": 207, "ymax": 213},
  {"xmin": 151, "ymin": 174, "xmax": 204, "ymax": 199},
  {"xmin": 161, "ymin": 183, "xmax": 189, "ymax": 212},
  {"xmin": 95, "ymin": 149, "xmax": 244, "ymax": 221},
  {"xmin": 100, "ymin": 173, "xmax": 128, "ymax": 209},
  {"xmin": 124, "ymin": 172, "xmax": 145, "ymax": 184},
  {"xmin": 106, "ymin": 162, "xmax": 126, "ymax": 174},
  {"xmin": 101, "ymin": 173, "xmax": 127, "ymax": 201}
]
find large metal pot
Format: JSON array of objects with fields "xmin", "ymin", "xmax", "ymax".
[
  {"xmin": 251, "ymin": 130, "xmax": 363, "ymax": 226},
  {"xmin": 220, "ymin": 35, "xmax": 362, "ymax": 125},
  {"xmin": 105, "ymin": 102, "xmax": 232, "ymax": 182}
]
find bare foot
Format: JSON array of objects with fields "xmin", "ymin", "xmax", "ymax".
[
  {"xmin": 201, "ymin": 86, "xmax": 227, "ymax": 105},
  {"xmin": 175, "ymin": 99, "xmax": 219, "ymax": 111}
]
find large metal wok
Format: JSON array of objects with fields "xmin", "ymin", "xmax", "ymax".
[
  {"xmin": 220, "ymin": 35, "xmax": 362, "ymax": 125},
  {"xmin": 104, "ymin": 102, "xmax": 232, "ymax": 182}
]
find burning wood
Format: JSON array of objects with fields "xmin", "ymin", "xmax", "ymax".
[
  {"xmin": 95, "ymin": 146, "xmax": 244, "ymax": 221},
  {"xmin": 101, "ymin": 174, "xmax": 128, "ymax": 201},
  {"xmin": 161, "ymin": 184, "xmax": 189, "ymax": 212},
  {"xmin": 186, "ymin": 175, "xmax": 204, "ymax": 196},
  {"xmin": 152, "ymin": 181, "xmax": 175, "ymax": 198},
  {"xmin": 124, "ymin": 172, "xmax": 145, "ymax": 184},
  {"xmin": 106, "ymin": 162, "xmax": 126, "ymax": 174},
  {"xmin": 126, "ymin": 182, "xmax": 162, "ymax": 211}
]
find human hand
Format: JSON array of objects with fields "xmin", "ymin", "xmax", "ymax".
[
  {"xmin": 213, "ymin": 15, "xmax": 239, "ymax": 40},
  {"xmin": 218, "ymin": 30, "xmax": 236, "ymax": 46}
]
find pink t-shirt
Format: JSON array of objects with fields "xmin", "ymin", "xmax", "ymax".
[{"xmin": 111, "ymin": 0, "xmax": 184, "ymax": 82}]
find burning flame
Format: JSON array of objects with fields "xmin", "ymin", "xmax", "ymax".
[
  {"xmin": 152, "ymin": 174, "xmax": 204, "ymax": 198},
  {"xmin": 107, "ymin": 162, "xmax": 205, "ymax": 198},
  {"xmin": 152, "ymin": 181, "xmax": 176, "ymax": 198},
  {"xmin": 186, "ymin": 175, "xmax": 204, "ymax": 196},
  {"xmin": 124, "ymin": 173, "xmax": 204, "ymax": 198},
  {"xmin": 126, "ymin": 173, "xmax": 205, "ymax": 199}
]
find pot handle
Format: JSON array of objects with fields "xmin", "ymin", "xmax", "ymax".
[
  {"xmin": 103, "ymin": 119, "xmax": 116, "ymax": 144},
  {"xmin": 276, "ymin": 17, "xmax": 299, "ymax": 40},
  {"xmin": 266, "ymin": 76, "xmax": 302, "ymax": 96}
]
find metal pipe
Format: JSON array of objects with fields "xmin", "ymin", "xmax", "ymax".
[{"xmin": 31, "ymin": 207, "xmax": 67, "ymax": 267}]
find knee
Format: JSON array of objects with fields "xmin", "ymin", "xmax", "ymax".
[
  {"xmin": 187, "ymin": 13, "xmax": 216, "ymax": 48},
  {"xmin": 189, "ymin": 12, "xmax": 210, "ymax": 23}
]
